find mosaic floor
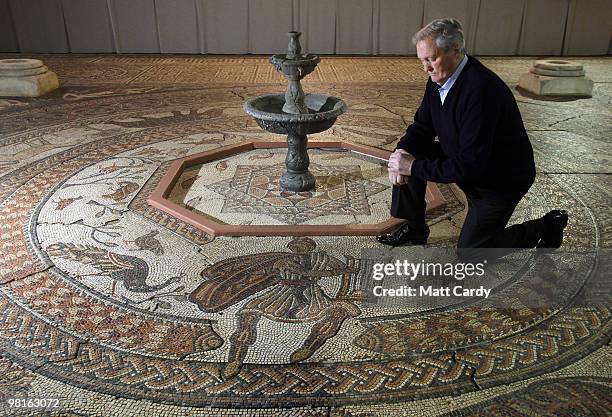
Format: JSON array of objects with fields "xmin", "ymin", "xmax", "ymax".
[{"xmin": 0, "ymin": 55, "xmax": 610, "ymax": 416}]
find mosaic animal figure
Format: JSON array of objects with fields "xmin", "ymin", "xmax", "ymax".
[
  {"xmin": 102, "ymin": 181, "xmax": 139, "ymax": 201},
  {"xmin": 54, "ymin": 196, "xmax": 82, "ymax": 210},
  {"xmin": 46, "ymin": 243, "xmax": 180, "ymax": 295},
  {"xmin": 124, "ymin": 230, "xmax": 164, "ymax": 256}
]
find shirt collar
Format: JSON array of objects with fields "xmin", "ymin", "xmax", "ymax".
[{"xmin": 438, "ymin": 54, "xmax": 468, "ymax": 92}]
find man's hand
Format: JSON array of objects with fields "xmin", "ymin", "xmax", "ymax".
[
  {"xmin": 388, "ymin": 169, "xmax": 406, "ymax": 186},
  {"xmin": 388, "ymin": 149, "xmax": 416, "ymax": 176}
]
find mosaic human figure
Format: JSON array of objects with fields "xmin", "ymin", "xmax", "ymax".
[{"xmin": 189, "ymin": 238, "xmax": 366, "ymax": 378}]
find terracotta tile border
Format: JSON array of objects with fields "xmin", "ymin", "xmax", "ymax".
[{"xmin": 148, "ymin": 140, "xmax": 445, "ymax": 237}]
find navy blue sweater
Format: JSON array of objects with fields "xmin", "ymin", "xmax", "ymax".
[{"xmin": 397, "ymin": 56, "xmax": 535, "ymax": 198}]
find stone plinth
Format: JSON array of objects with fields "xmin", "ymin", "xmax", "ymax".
[
  {"xmin": 0, "ymin": 59, "xmax": 59, "ymax": 97},
  {"xmin": 518, "ymin": 59, "xmax": 593, "ymax": 97}
]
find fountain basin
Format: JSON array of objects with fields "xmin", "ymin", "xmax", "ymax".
[
  {"xmin": 245, "ymin": 93, "xmax": 347, "ymax": 191},
  {"xmin": 148, "ymin": 140, "xmax": 447, "ymax": 237},
  {"xmin": 244, "ymin": 93, "xmax": 346, "ymax": 135}
]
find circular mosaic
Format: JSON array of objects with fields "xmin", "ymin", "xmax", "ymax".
[{"xmin": 1, "ymin": 81, "xmax": 609, "ymax": 409}]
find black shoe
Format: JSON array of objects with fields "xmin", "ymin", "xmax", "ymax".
[
  {"xmin": 536, "ymin": 210, "xmax": 568, "ymax": 249},
  {"xmin": 376, "ymin": 224, "xmax": 429, "ymax": 247}
]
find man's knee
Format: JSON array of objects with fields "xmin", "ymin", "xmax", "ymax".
[
  {"xmin": 456, "ymin": 240, "xmax": 490, "ymax": 263},
  {"xmin": 456, "ymin": 246, "xmax": 481, "ymax": 263}
]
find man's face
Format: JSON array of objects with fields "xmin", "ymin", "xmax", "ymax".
[{"xmin": 416, "ymin": 37, "xmax": 462, "ymax": 85}]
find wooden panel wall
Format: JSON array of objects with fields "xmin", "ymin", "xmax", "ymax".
[
  {"xmin": 9, "ymin": 0, "xmax": 69, "ymax": 53},
  {"xmin": 423, "ymin": 0, "xmax": 480, "ymax": 52},
  {"xmin": 473, "ymin": 0, "xmax": 525, "ymax": 55},
  {"xmin": 519, "ymin": 0, "xmax": 570, "ymax": 56},
  {"xmin": 155, "ymin": 0, "xmax": 199, "ymax": 53},
  {"xmin": 0, "ymin": 0, "xmax": 19, "ymax": 52},
  {"xmin": 3, "ymin": 0, "xmax": 610, "ymax": 55},
  {"xmin": 200, "ymin": 0, "xmax": 248, "ymax": 54},
  {"xmin": 111, "ymin": 0, "xmax": 160, "ymax": 53},
  {"xmin": 299, "ymin": 0, "xmax": 335, "ymax": 54},
  {"xmin": 378, "ymin": 0, "xmax": 424, "ymax": 55},
  {"xmin": 61, "ymin": 0, "xmax": 115, "ymax": 53},
  {"xmin": 336, "ymin": 0, "xmax": 374, "ymax": 54},
  {"xmin": 249, "ymin": 0, "xmax": 295, "ymax": 54},
  {"xmin": 563, "ymin": 0, "xmax": 612, "ymax": 55}
]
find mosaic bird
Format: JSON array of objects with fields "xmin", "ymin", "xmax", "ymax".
[
  {"xmin": 98, "ymin": 162, "xmax": 122, "ymax": 175},
  {"xmin": 46, "ymin": 243, "xmax": 180, "ymax": 295},
  {"xmin": 54, "ymin": 196, "xmax": 82, "ymax": 210},
  {"xmin": 125, "ymin": 230, "xmax": 164, "ymax": 256},
  {"xmin": 102, "ymin": 181, "xmax": 139, "ymax": 202}
]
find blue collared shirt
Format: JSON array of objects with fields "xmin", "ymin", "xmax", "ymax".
[{"xmin": 437, "ymin": 54, "xmax": 468, "ymax": 105}]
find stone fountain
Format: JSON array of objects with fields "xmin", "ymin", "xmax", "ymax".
[{"xmin": 244, "ymin": 31, "xmax": 347, "ymax": 192}]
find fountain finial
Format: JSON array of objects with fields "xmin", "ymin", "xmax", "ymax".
[
  {"xmin": 268, "ymin": 31, "xmax": 320, "ymax": 114},
  {"xmin": 287, "ymin": 31, "xmax": 302, "ymax": 59}
]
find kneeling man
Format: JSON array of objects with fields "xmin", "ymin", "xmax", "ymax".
[{"xmin": 377, "ymin": 18, "xmax": 568, "ymax": 261}]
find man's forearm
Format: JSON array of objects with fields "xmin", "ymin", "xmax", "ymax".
[
  {"xmin": 396, "ymin": 122, "xmax": 436, "ymax": 153},
  {"xmin": 396, "ymin": 90, "xmax": 437, "ymax": 152},
  {"xmin": 410, "ymin": 157, "xmax": 472, "ymax": 184}
]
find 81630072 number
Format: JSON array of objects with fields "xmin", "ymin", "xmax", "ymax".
[{"xmin": 7, "ymin": 398, "xmax": 61, "ymax": 408}]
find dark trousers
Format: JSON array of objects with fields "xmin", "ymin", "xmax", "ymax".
[{"xmin": 391, "ymin": 142, "xmax": 544, "ymax": 261}]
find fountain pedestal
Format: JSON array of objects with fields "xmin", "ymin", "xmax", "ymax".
[
  {"xmin": 246, "ymin": 92, "xmax": 346, "ymax": 192},
  {"xmin": 282, "ymin": 130, "xmax": 315, "ymax": 191}
]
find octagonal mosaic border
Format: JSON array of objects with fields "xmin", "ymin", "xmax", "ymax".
[{"xmin": 148, "ymin": 140, "xmax": 445, "ymax": 236}]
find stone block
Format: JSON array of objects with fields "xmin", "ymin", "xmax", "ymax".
[
  {"xmin": 0, "ymin": 59, "xmax": 59, "ymax": 97},
  {"xmin": 518, "ymin": 72, "xmax": 593, "ymax": 97},
  {"xmin": 531, "ymin": 67, "xmax": 585, "ymax": 77},
  {"xmin": 518, "ymin": 59, "xmax": 593, "ymax": 97},
  {"xmin": 533, "ymin": 59, "xmax": 583, "ymax": 71}
]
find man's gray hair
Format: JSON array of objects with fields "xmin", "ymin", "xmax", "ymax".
[{"xmin": 412, "ymin": 18, "xmax": 465, "ymax": 53}]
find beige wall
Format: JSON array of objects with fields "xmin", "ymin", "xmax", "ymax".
[{"xmin": 1, "ymin": 0, "xmax": 610, "ymax": 55}]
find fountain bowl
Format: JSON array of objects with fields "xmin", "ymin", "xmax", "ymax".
[
  {"xmin": 244, "ymin": 93, "xmax": 346, "ymax": 135},
  {"xmin": 270, "ymin": 54, "xmax": 320, "ymax": 80}
]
